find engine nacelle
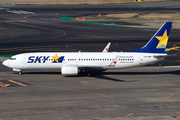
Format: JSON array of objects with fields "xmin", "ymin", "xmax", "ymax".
[{"xmin": 61, "ymin": 66, "xmax": 78, "ymax": 75}]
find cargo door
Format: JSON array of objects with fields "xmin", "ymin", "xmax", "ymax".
[{"xmin": 139, "ymin": 55, "xmax": 143, "ymax": 64}]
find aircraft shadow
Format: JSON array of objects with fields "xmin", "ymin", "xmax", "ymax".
[
  {"xmin": 14, "ymin": 70, "xmax": 180, "ymax": 76},
  {"xmin": 90, "ymin": 75, "xmax": 128, "ymax": 82},
  {"xmin": 88, "ymin": 70, "xmax": 180, "ymax": 82},
  {"xmin": 102, "ymin": 70, "xmax": 180, "ymax": 76},
  {"xmin": 14, "ymin": 70, "xmax": 180, "ymax": 82}
]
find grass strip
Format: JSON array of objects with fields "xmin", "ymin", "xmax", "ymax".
[{"xmin": 0, "ymin": 55, "xmax": 12, "ymax": 57}]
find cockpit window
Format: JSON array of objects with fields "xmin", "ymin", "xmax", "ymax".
[{"xmin": 9, "ymin": 58, "xmax": 16, "ymax": 60}]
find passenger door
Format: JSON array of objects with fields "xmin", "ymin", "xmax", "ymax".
[
  {"xmin": 139, "ymin": 55, "xmax": 143, "ymax": 64},
  {"xmin": 22, "ymin": 55, "xmax": 27, "ymax": 64}
]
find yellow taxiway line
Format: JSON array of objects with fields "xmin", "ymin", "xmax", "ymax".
[
  {"xmin": 34, "ymin": 85, "xmax": 114, "ymax": 99},
  {"xmin": 164, "ymin": 91, "xmax": 180, "ymax": 100},
  {"xmin": 117, "ymin": 112, "xmax": 134, "ymax": 120},
  {"xmin": 8, "ymin": 80, "xmax": 30, "ymax": 86}
]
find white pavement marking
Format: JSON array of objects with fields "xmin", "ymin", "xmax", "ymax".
[
  {"xmin": 7, "ymin": 10, "xmax": 35, "ymax": 14},
  {"xmin": 0, "ymin": 8, "xmax": 35, "ymax": 14}
]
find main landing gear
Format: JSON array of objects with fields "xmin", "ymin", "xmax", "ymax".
[
  {"xmin": 85, "ymin": 70, "xmax": 102, "ymax": 76},
  {"xmin": 19, "ymin": 71, "xmax": 22, "ymax": 75},
  {"xmin": 85, "ymin": 70, "xmax": 91, "ymax": 76}
]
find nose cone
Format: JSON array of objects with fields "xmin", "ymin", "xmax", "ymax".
[{"xmin": 2, "ymin": 60, "xmax": 10, "ymax": 67}]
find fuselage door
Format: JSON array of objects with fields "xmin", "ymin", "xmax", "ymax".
[
  {"xmin": 22, "ymin": 55, "xmax": 27, "ymax": 64},
  {"xmin": 139, "ymin": 55, "xmax": 143, "ymax": 64}
]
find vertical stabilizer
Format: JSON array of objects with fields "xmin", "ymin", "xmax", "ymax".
[{"xmin": 131, "ymin": 22, "xmax": 172, "ymax": 53}]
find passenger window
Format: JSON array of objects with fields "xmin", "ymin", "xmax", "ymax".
[{"xmin": 9, "ymin": 58, "xmax": 16, "ymax": 60}]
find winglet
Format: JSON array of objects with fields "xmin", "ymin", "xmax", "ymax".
[
  {"xmin": 102, "ymin": 42, "xmax": 111, "ymax": 52},
  {"xmin": 109, "ymin": 55, "xmax": 119, "ymax": 66}
]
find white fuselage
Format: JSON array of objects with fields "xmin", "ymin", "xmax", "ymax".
[{"xmin": 3, "ymin": 52, "xmax": 165, "ymax": 70}]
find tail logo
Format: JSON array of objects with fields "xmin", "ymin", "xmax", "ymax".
[
  {"xmin": 130, "ymin": 22, "xmax": 172, "ymax": 53},
  {"xmin": 155, "ymin": 30, "xmax": 169, "ymax": 49}
]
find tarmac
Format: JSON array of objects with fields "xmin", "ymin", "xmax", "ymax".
[
  {"xmin": 0, "ymin": 1, "xmax": 180, "ymax": 120},
  {"xmin": 0, "ymin": 65, "xmax": 180, "ymax": 120}
]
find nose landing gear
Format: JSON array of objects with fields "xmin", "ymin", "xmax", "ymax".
[{"xmin": 13, "ymin": 69, "xmax": 22, "ymax": 75}]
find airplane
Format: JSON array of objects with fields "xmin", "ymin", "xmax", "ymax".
[{"xmin": 2, "ymin": 22, "xmax": 173, "ymax": 76}]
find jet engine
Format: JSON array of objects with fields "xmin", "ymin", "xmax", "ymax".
[{"xmin": 61, "ymin": 66, "xmax": 78, "ymax": 75}]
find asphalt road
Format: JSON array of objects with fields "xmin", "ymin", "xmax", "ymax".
[{"xmin": 0, "ymin": 1, "xmax": 180, "ymax": 120}]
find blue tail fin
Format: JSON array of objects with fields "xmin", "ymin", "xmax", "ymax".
[{"xmin": 131, "ymin": 22, "xmax": 172, "ymax": 53}]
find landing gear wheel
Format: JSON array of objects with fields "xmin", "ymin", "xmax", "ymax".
[
  {"xmin": 19, "ymin": 71, "xmax": 22, "ymax": 75},
  {"xmin": 86, "ymin": 70, "xmax": 91, "ymax": 76},
  {"xmin": 87, "ymin": 72, "xmax": 91, "ymax": 76}
]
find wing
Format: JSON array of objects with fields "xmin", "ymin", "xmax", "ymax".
[
  {"xmin": 61, "ymin": 55, "xmax": 119, "ymax": 75},
  {"xmin": 78, "ymin": 65, "xmax": 105, "ymax": 70},
  {"xmin": 62, "ymin": 64, "xmax": 105, "ymax": 70}
]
